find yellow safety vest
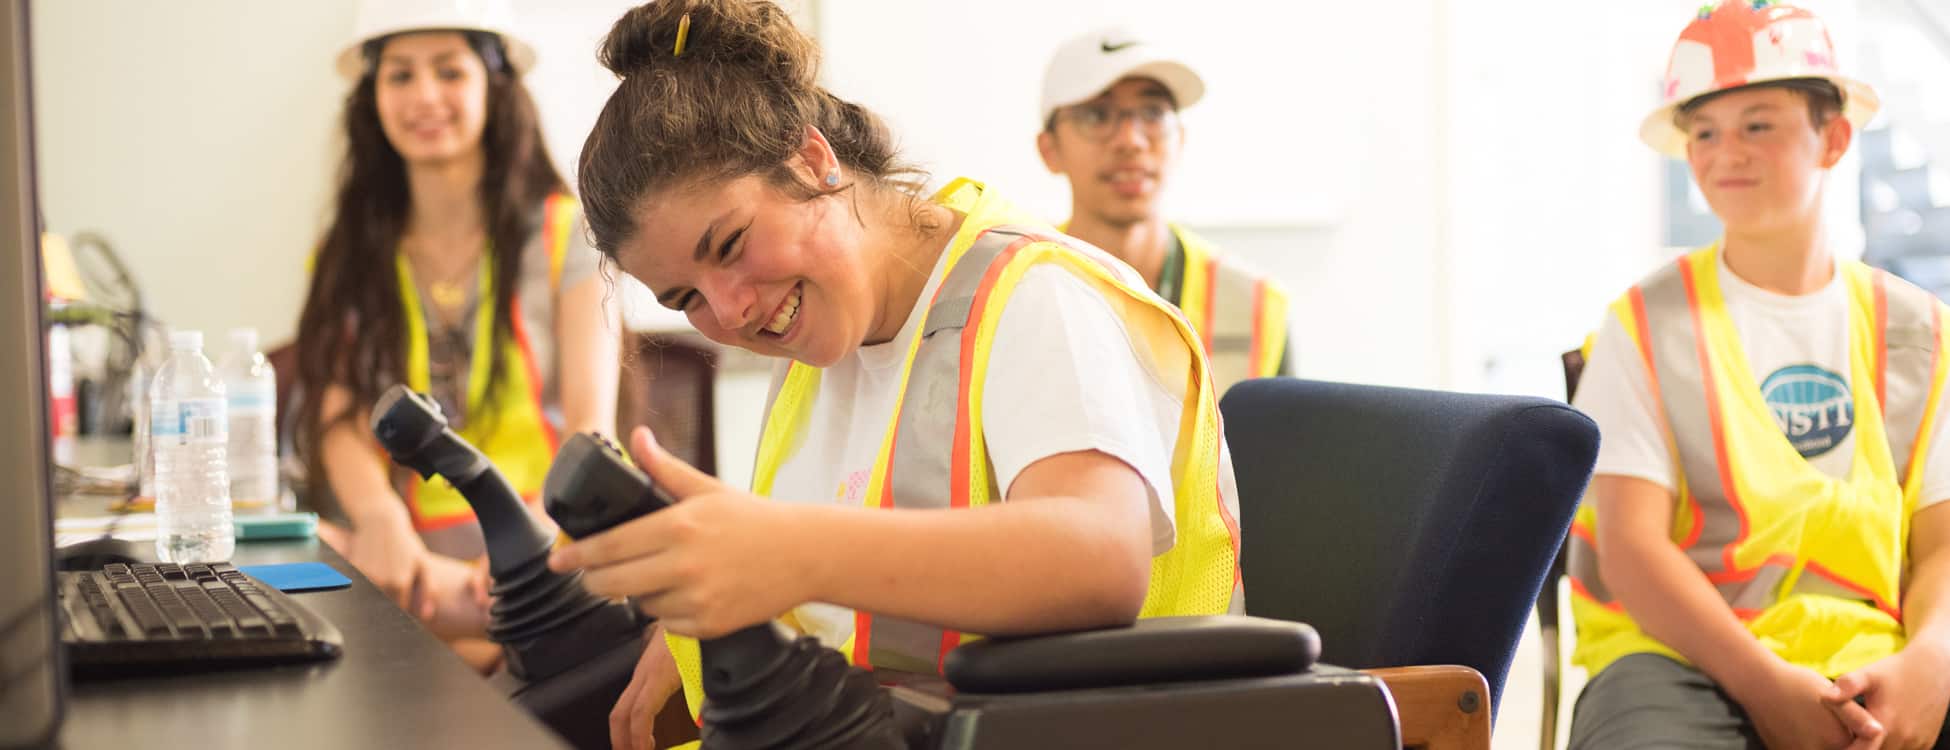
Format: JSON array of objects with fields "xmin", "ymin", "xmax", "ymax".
[
  {"xmin": 1171, "ymin": 225, "xmax": 1289, "ymax": 386},
  {"xmin": 1054, "ymin": 221, "xmax": 1290, "ymax": 388},
  {"xmin": 388, "ymin": 193, "xmax": 580, "ymax": 532},
  {"xmin": 664, "ymin": 178, "xmax": 1244, "ymax": 727},
  {"xmin": 1569, "ymin": 245, "xmax": 1950, "ymax": 678}
]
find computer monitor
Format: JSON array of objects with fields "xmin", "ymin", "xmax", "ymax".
[{"xmin": 0, "ymin": 0, "xmax": 63, "ymax": 746}]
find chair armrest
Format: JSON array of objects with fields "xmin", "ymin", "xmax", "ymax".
[
  {"xmin": 944, "ymin": 616, "xmax": 1319, "ymax": 694},
  {"xmin": 1364, "ymin": 665, "xmax": 1491, "ymax": 750}
]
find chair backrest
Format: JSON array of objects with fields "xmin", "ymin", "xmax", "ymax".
[
  {"xmin": 1220, "ymin": 378, "xmax": 1598, "ymax": 716},
  {"xmin": 1562, "ymin": 349, "xmax": 1586, "ymax": 401},
  {"xmin": 615, "ymin": 332, "xmax": 718, "ymax": 475},
  {"xmin": 269, "ymin": 339, "xmax": 298, "ymax": 454}
]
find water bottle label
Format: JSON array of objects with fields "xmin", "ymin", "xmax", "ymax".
[
  {"xmin": 151, "ymin": 398, "xmax": 227, "ymax": 444},
  {"xmin": 228, "ymin": 390, "xmax": 274, "ymax": 413}
]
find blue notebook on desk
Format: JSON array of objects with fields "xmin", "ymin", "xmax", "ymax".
[{"xmin": 239, "ymin": 562, "xmax": 352, "ymax": 593}]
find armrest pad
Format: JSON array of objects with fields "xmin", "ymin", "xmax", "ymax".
[
  {"xmin": 943, "ymin": 615, "xmax": 1319, "ymax": 695},
  {"xmin": 1364, "ymin": 665, "xmax": 1491, "ymax": 750}
]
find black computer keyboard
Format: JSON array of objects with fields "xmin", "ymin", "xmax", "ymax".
[{"xmin": 58, "ymin": 561, "xmax": 343, "ymax": 677}]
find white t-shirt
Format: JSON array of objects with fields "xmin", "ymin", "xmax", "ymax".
[
  {"xmin": 765, "ymin": 237, "xmax": 1216, "ymax": 648},
  {"xmin": 1575, "ymin": 251, "xmax": 1950, "ymax": 510}
]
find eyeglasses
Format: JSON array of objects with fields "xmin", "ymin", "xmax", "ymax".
[{"xmin": 1055, "ymin": 102, "xmax": 1179, "ymax": 143}]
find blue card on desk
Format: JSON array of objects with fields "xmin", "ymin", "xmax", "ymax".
[{"xmin": 240, "ymin": 562, "xmax": 353, "ymax": 593}]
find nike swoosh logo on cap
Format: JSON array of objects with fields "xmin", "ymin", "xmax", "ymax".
[{"xmin": 1100, "ymin": 40, "xmax": 1138, "ymax": 53}]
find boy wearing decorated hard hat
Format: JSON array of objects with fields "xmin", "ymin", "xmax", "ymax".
[
  {"xmin": 1036, "ymin": 26, "xmax": 1292, "ymax": 392},
  {"xmin": 1567, "ymin": 2, "xmax": 1950, "ymax": 748}
]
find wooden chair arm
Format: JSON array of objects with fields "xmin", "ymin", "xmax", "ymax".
[{"xmin": 1363, "ymin": 665, "xmax": 1492, "ymax": 750}]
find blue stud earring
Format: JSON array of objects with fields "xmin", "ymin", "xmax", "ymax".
[{"xmin": 825, "ymin": 170, "xmax": 841, "ymax": 187}]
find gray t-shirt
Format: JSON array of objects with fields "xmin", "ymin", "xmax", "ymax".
[
  {"xmin": 412, "ymin": 201, "xmax": 602, "ymax": 433},
  {"xmin": 406, "ymin": 201, "xmax": 601, "ymax": 559}
]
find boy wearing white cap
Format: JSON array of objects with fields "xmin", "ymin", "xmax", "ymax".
[
  {"xmin": 1037, "ymin": 27, "xmax": 1290, "ymax": 391},
  {"xmin": 1567, "ymin": 2, "xmax": 1950, "ymax": 748}
]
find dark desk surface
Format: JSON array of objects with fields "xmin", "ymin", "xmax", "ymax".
[{"xmin": 55, "ymin": 535, "xmax": 571, "ymax": 749}]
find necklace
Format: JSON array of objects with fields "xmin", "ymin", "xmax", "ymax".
[
  {"xmin": 405, "ymin": 233, "xmax": 485, "ymax": 314},
  {"xmin": 428, "ymin": 274, "xmax": 472, "ymax": 311}
]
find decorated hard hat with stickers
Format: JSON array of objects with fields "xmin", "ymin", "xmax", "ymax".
[{"xmin": 1640, "ymin": 0, "xmax": 1880, "ymax": 157}]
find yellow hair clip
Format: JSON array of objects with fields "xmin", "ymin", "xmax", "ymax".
[{"xmin": 674, "ymin": 13, "xmax": 691, "ymax": 57}]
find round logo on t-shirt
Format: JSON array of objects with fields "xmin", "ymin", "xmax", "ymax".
[{"xmin": 1760, "ymin": 364, "xmax": 1853, "ymax": 459}]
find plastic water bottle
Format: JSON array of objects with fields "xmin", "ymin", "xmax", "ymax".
[
  {"xmin": 131, "ymin": 354, "xmax": 155, "ymax": 503},
  {"xmin": 151, "ymin": 330, "xmax": 234, "ymax": 563},
  {"xmin": 221, "ymin": 328, "xmax": 280, "ymax": 514}
]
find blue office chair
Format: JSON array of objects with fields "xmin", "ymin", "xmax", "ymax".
[{"xmin": 1222, "ymin": 378, "xmax": 1598, "ymax": 750}]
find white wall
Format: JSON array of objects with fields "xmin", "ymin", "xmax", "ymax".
[
  {"xmin": 32, "ymin": 1, "xmax": 343, "ymax": 346},
  {"xmin": 1440, "ymin": 1, "xmax": 1675, "ymax": 397},
  {"xmin": 814, "ymin": 0, "xmax": 1448, "ymax": 387},
  {"xmin": 29, "ymin": 0, "xmax": 692, "ymax": 346}
]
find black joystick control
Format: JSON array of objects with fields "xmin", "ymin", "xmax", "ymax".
[
  {"xmin": 540, "ymin": 432, "xmax": 675, "ymax": 539},
  {"xmin": 369, "ymin": 386, "xmax": 648, "ymax": 749},
  {"xmin": 544, "ymin": 431, "xmax": 906, "ymax": 750}
]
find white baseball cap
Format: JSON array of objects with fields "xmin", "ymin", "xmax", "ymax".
[{"xmin": 1040, "ymin": 25, "xmax": 1205, "ymax": 127}]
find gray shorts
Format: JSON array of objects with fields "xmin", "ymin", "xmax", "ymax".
[
  {"xmin": 1569, "ymin": 653, "xmax": 1950, "ymax": 750},
  {"xmin": 1568, "ymin": 653, "xmax": 1762, "ymax": 750}
]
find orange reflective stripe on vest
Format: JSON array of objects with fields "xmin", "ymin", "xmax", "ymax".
[
  {"xmin": 859, "ymin": 228, "xmax": 1038, "ymax": 673},
  {"xmin": 1567, "ymin": 245, "xmax": 1949, "ymax": 678},
  {"xmin": 1173, "ymin": 225, "xmax": 1286, "ymax": 385},
  {"xmin": 391, "ymin": 194, "xmax": 577, "ymax": 529}
]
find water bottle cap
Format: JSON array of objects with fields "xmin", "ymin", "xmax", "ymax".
[
  {"xmin": 169, "ymin": 330, "xmax": 203, "ymax": 350},
  {"xmin": 229, "ymin": 327, "xmax": 259, "ymax": 349}
]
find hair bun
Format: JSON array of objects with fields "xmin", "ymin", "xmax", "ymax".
[
  {"xmin": 597, "ymin": 0, "xmax": 818, "ymax": 89},
  {"xmin": 580, "ymin": 1, "xmax": 915, "ymax": 260},
  {"xmin": 596, "ymin": 3, "xmax": 673, "ymax": 79}
]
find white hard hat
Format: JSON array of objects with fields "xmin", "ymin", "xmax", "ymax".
[
  {"xmin": 1640, "ymin": 0, "xmax": 1878, "ymax": 158},
  {"xmin": 336, "ymin": 0, "xmax": 537, "ymax": 79},
  {"xmin": 1040, "ymin": 25, "xmax": 1204, "ymax": 127}
]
